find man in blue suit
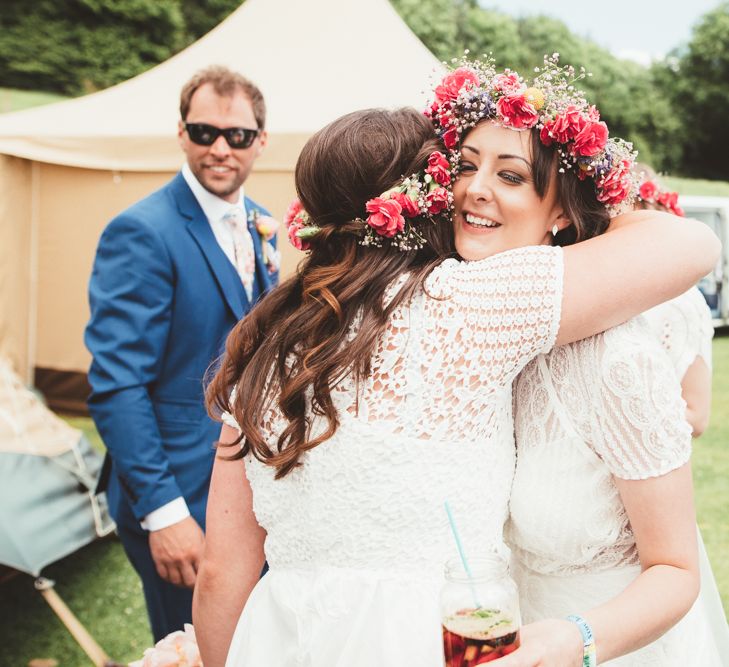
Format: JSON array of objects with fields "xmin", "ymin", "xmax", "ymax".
[{"xmin": 85, "ymin": 66, "xmax": 278, "ymax": 641}]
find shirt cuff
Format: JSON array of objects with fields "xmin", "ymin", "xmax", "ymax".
[{"xmin": 140, "ymin": 497, "xmax": 191, "ymax": 532}]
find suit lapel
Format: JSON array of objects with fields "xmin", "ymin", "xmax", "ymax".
[{"xmin": 171, "ymin": 174, "xmax": 248, "ymax": 320}]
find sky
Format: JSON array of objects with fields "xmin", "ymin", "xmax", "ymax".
[{"xmin": 478, "ymin": 0, "xmax": 723, "ymax": 65}]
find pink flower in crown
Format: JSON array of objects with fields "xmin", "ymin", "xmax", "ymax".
[
  {"xmin": 365, "ymin": 197, "xmax": 405, "ymax": 238},
  {"xmin": 492, "ymin": 72, "xmax": 522, "ymax": 95},
  {"xmin": 496, "ymin": 94, "xmax": 539, "ymax": 129},
  {"xmin": 586, "ymin": 105, "xmax": 601, "ymax": 122},
  {"xmin": 541, "ymin": 105, "xmax": 586, "ymax": 145},
  {"xmin": 442, "ymin": 125, "xmax": 459, "ymax": 149},
  {"xmin": 426, "ymin": 187, "xmax": 450, "ymax": 215},
  {"xmin": 434, "ymin": 67, "xmax": 479, "ymax": 104},
  {"xmin": 287, "ymin": 218, "xmax": 309, "ymax": 251},
  {"xmin": 639, "ymin": 180, "xmax": 658, "ymax": 201},
  {"xmin": 572, "ymin": 120, "xmax": 608, "ymax": 157},
  {"xmin": 596, "ymin": 159, "xmax": 633, "ymax": 207},
  {"xmin": 391, "ymin": 191, "xmax": 420, "ymax": 218},
  {"xmin": 426, "ymin": 151, "xmax": 451, "ymax": 186},
  {"xmin": 283, "ymin": 199, "xmax": 303, "ymax": 226},
  {"xmin": 657, "ymin": 190, "xmax": 684, "ymax": 216}
]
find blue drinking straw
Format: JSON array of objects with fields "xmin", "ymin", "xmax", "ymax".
[{"xmin": 444, "ymin": 501, "xmax": 482, "ymax": 608}]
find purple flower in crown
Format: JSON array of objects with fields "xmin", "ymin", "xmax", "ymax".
[
  {"xmin": 458, "ymin": 91, "xmax": 496, "ymax": 125},
  {"xmin": 576, "ymin": 151, "xmax": 613, "ymax": 179}
]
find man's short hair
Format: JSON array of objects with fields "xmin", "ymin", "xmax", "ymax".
[{"xmin": 180, "ymin": 65, "xmax": 266, "ymax": 129}]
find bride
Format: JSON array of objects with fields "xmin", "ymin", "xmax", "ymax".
[
  {"xmin": 424, "ymin": 56, "xmax": 726, "ymax": 664},
  {"xmin": 192, "ymin": 102, "xmax": 718, "ymax": 666}
]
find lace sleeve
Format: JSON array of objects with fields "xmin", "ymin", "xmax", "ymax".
[
  {"xmin": 689, "ymin": 288, "xmax": 714, "ymax": 371},
  {"xmin": 642, "ymin": 287, "xmax": 714, "ymax": 377},
  {"xmin": 587, "ymin": 319, "xmax": 692, "ymax": 480},
  {"xmin": 220, "ymin": 385, "xmax": 241, "ymax": 432},
  {"xmin": 424, "ymin": 245, "xmax": 563, "ymax": 388}
]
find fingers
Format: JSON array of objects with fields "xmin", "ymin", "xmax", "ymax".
[{"xmin": 148, "ymin": 518, "xmax": 205, "ymax": 588}]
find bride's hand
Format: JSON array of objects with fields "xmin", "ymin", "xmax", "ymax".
[{"xmin": 491, "ymin": 619, "xmax": 583, "ymax": 666}]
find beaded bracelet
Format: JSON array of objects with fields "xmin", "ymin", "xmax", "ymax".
[{"xmin": 566, "ymin": 614, "xmax": 597, "ymax": 667}]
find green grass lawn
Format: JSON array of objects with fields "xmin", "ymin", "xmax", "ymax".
[
  {"xmin": 0, "ymin": 87, "xmax": 68, "ymax": 114},
  {"xmin": 663, "ymin": 175, "xmax": 729, "ymax": 197},
  {"xmin": 694, "ymin": 334, "xmax": 729, "ymax": 609},
  {"xmin": 2, "ymin": 338, "xmax": 728, "ymax": 665}
]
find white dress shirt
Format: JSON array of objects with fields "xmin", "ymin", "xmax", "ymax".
[{"xmin": 140, "ymin": 163, "xmax": 248, "ymax": 532}]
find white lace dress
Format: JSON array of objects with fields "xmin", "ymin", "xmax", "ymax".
[
  {"xmin": 221, "ymin": 246, "xmax": 564, "ymax": 667},
  {"xmin": 644, "ymin": 288, "xmax": 729, "ymax": 658},
  {"xmin": 508, "ymin": 316, "xmax": 724, "ymax": 665},
  {"xmin": 643, "ymin": 287, "xmax": 713, "ymax": 379}
]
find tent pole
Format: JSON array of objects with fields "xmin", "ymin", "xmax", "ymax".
[
  {"xmin": 26, "ymin": 160, "xmax": 40, "ymax": 385},
  {"xmin": 34, "ymin": 577, "xmax": 113, "ymax": 667}
]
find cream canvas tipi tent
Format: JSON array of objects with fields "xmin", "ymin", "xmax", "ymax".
[{"xmin": 0, "ymin": 0, "xmax": 442, "ymax": 407}]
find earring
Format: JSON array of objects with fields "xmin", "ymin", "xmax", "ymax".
[{"xmin": 551, "ymin": 224, "xmax": 559, "ymax": 237}]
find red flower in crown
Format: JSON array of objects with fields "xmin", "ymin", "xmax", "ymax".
[
  {"xmin": 391, "ymin": 192, "xmax": 420, "ymax": 218},
  {"xmin": 426, "ymin": 187, "xmax": 450, "ymax": 215},
  {"xmin": 496, "ymin": 94, "xmax": 539, "ymax": 130},
  {"xmin": 541, "ymin": 105, "xmax": 586, "ymax": 146},
  {"xmin": 442, "ymin": 125, "xmax": 459, "ymax": 149},
  {"xmin": 434, "ymin": 67, "xmax": 479, "ymax": 104},
  {"xmin": 365, "ymin": 197, "xmax": 405, "ymax": 238},
  {"xmin": 426, "ymin": 151, "xmax": 451, "ymax": 186},
  {"xmin": 596, "ymin": 159, "xmax": 633, "ymax": 207},
  {"xmin": 572, "ymin": 120, "xmax": 609, "ymax": 157},
  {"xmin": 639, "ymin": 180, "xmax": 658, "ymax": 201},
  {"xmin": 492, "ymin": 72, "xmax": 522, "ymax": 95}
]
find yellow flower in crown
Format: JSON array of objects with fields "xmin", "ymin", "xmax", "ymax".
[{"xmin": 425, "ymin": 53, "xmax": 640, "ymax": 213}]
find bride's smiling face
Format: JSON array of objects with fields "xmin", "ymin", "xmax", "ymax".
[{"xmin": 452, "ymin": 121, "xmax": 565, "ymax": 261}]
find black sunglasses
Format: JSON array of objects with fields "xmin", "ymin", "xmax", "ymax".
[{"xmin": 184, "ymin": 122, "xmax": 260, "ymax": 149}]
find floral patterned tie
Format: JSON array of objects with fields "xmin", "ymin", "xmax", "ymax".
[{"xmin": 222, "ymin": 206, "xmax": 255, "ymax": 302}]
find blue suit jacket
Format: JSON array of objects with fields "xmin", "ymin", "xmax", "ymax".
[{"xmin": 85, "ymin": 172, "xmax": 277, "ymax": 530}]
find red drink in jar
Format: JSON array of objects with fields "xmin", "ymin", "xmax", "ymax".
[
  {"xmin": 440, "ymin": 556, "xmax": 521, "ymax": 666},
  {"xmin": 442, "ymin": 608, "xmax": 519, "ymax": 665}
]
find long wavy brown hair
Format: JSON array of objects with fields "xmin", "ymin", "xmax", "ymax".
[{"xmin": 206, "ymin": 108, "xmax": 454, "ymax": 478}]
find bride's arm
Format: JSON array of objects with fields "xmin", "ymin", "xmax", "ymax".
[
  {"xmin": 557, "ymin": 210, "xmax": 720, "ymax": 345},
  {"xmin": 495, "ymin": 466, "xmax": 698, "ymax": 667},
  {"xmin": 584, "ymin": 464, "xmax": 699, "ymax": 661},
  {"xmin": 193, "ymin": 424, "xmax": 265, "ymax": 667}
]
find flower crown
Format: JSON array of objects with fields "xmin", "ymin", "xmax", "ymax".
[
  {"xmin": 283, "ymin": 151, "xmax": 454, "ymax": 252},
  {"xmin": 425, "ymin": 53, "xmax": 640, "ymax": 214},
  {"xmin": 637, "ymin": 178, "xmax": 684, "ymax": 217}
]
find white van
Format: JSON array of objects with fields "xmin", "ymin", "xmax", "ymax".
[{"xmin": 680, "ymin": 196, "xmax": 729, "ymax": 327}]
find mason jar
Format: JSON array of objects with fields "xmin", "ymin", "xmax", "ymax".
[{"xmin": 440, "ymin": 555, "xmax": 521, "ymax": 665}]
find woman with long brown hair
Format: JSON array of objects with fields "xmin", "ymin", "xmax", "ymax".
[
  {"xmin": 192, "ymin": 105, "xmax": 718, "ymax": 666},
  {"xmin": 423, "ymin": 55, "xmax": 724, "ymax": 665}
]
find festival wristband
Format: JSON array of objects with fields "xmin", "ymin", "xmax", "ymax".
[{"xmin": 566, "ymin": 614, "xmax": 597, "ymax": 667}]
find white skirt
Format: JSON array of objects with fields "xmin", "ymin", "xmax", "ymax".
[{"xmin": 225, "ymin": 566, "xmax": 445, "ymax": 667}]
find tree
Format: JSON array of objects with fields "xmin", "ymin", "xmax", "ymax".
[
  {"xmin": 666, "ymin": 2, "xmax": 729, "ymax": 179},
  {"xmin": 0, "ymin": 0, "xmax": 186, "ymax": 95},
  {"xmin": 390, "ymin": 0, "xmax": 459, "ymax": 62},
  {"xmin": 178, "ymin": 0, "xmax": 243, "ymax": 43},
  {"xmin": 456, "ymin": 2, "xmax": 528, "ymax": 70}
]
